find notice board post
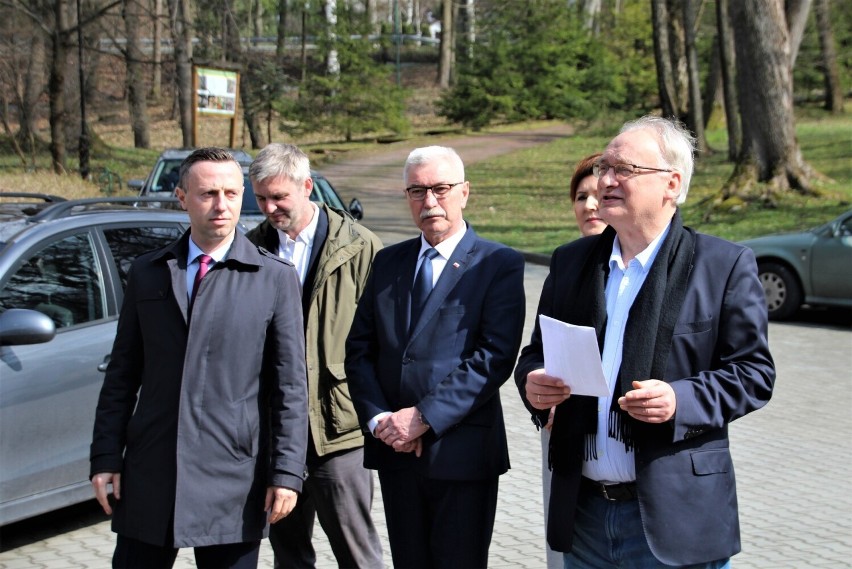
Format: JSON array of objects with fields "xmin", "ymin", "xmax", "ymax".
[{"xmin": 192, "ymin": 65, "xmax": 240, "ymax": 148}]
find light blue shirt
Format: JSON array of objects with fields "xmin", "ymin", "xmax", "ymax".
[
  {"xmin": 582, "ymin": 222, "xmax": 671, "ymax": 484},
  {"xmin": 186, "ymin": 237, "xmax": 231, "ymax": 302}
]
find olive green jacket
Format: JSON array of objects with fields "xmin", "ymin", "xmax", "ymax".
[{"xmin": 246, "ymin": 205, "xmax": 382, "ymax": 456}]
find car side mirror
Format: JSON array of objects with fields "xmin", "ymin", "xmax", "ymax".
[
  {"xmin": 348, "ymin": 198, "xmax": 364, "ymax": 220},
  {"xmin": 0, "ymin": 309, "xmax": 57, "ymax": 346},
  {"xmin": 128, "ymin": 179, "xmax": 144, "ymax": 192}
]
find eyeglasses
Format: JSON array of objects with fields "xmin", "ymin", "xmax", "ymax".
[
  {"xmin": 405, "ymin": 182, "xmax": 464, "ymax": 201},
  {"xmin": 592, "ymin": 161, "xmax": 673, "ymax": 180}
]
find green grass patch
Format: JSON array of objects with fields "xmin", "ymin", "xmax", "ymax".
[{"xmin": 466, "ymin": 110, "xmax": 852, "ymax": 253}]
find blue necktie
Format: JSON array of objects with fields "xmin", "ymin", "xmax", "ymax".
[{"xmin": 410, "ymin": 248, "xmax": 439, "ymax": 332}]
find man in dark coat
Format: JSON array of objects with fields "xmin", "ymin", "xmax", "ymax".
[
  {"xmin": 515, "ymin": 117, "xmax": 775, "ymax": 568},
  {"xmin": 90, "ymin": 147, "xmax": 309, "ymax": 569},
  {"xmin": 345, "ymin": 146, "xmax": 526, "ymax": 569}
]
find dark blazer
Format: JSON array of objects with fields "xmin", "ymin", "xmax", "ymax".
[
  {"xmin": 345, "ymin": 226, "xmax": 525, "ymax": 480},
  {"xmin": 90, "ymin": 231, "xmax": 308, "ymax": 548},
  {"xmin": 514, "ymin": 229, "xmax": 775, "ymax": 566}
]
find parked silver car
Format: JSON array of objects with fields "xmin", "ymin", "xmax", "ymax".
[
  {"xmin": 0, "ymin": 194, "xmax": 190, "ymax": 525},
  {"xmin": 740, "ymin": 210, "xmax": 852, "ymax": 320}
]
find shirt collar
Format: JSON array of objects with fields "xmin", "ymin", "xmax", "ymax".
[
  {"xmin": 419, "ymin": 224, "xmax": 467, "ymax": 260},
  {"xmin": 276, "ymin": 202, "xmax": 319, "ymax": 248},
  {"xmin": 188, "ymin": 233, "xmax": 234, "ymax": 264},
  {"xmin": 609, "ymin": 221, "xmax": 671, "ymax": 273}
]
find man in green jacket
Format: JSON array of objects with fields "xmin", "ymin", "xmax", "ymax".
[{"xmin": 247, "ymin": 143, "xmax": 384, "ymax": 568}]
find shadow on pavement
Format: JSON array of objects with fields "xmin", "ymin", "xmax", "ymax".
[
  {"xmin": 781, "ymin": 305, "xmax": 852, "ymax": 330},
  {"xmin": 0, "ymin": 500, "xmax": 107, "ymax": 552}
]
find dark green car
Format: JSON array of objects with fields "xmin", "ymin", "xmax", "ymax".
[{"xmin": 740, "ymin": 210, "xmax": 852, "ymax": 320}]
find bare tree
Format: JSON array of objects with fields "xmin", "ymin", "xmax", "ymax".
[
  {"xmin": 21, "ymin": 24, "xmax": 48, "ymax": 153},
  {"xmin": 651, "ymin": 0, "xmax": 678, "ymax": 118},
  {"xmin": 123, "ymin": 0, "xmax": 151, "ymax": 148},
  {"xmin": 725, "ymin": 0, "xmax": 814, "ymax": 199},
  {"xmin": 437, "ymin": 0, "xmax": 453, "ymax": 87},
  {"xmin": 682, "ymin": 0, "xmax": 707, "ymax": 154},
  {"xmin": 786, "ymin": 0, "xmax": 812, "ymax": 66},
  {"xmin": 151, "ymin": 0, "xmax": 163, "ymax": 100},
  {"xmin": 167, "ymin": 0, "xmax": 193, "ymax": 147},
  {"xmin": 814, "ymin": 0, "xmax": 843, "ymax": 113},
  {"xmin": 276, "ymin": 0, "xmax": 288, "ymax": 61},
  {"xmin": 716, "ymin": 0, "xmax": 740, "ymax": 160}
]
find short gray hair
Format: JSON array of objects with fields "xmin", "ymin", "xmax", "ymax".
[
  {"xmin": 620, "ymin": 116, "xmax": 696, "ymax": 204},
  {"xmin": 249, "ymin": 143, "xmax": 311, "ymax": 185},
  {"xmin": 404, "ymin": 146, "xmax": 465, "ymax": 186}
]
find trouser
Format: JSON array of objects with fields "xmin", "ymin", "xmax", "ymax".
[
  {"xmin": 378, "ymin": 468, "xmax": 499, "ymax": 569},
  {"xmin": 564, "ymin": 489, "xmax": 731, "ymax": 569},
  {"xmin": 113, "ymin": 534, "xmax": 260, "ymax": 569},
  {"xmin": 269, "ymin": 446, "xmax": 383, "ymax": 568}
]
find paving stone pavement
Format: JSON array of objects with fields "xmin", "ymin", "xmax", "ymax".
[{"xmin": 2, "ymin": 128, "xmax": 850, "ymax": 567}]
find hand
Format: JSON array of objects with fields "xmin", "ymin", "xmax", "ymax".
[
  {"xmin": 618, "ymin": 380, "xmax": 677, "ymax": 423},
  {"xmin": 91, "ymin": 472, "xmax": 120, "ymax": 516},
  {"xmin": 265, "ymin": 486, "xmax": 298, "ymax": 524},
  {"xmin": 374, "ymin": 407, "xmax": 429, "ymax": 448},
  {"xmin": 393, "ymin": 438, "xmax": 424, "ymax": 457},
  {"xmin": 526, "ymin": 369, "xmax": 571, "ymax": 410}
]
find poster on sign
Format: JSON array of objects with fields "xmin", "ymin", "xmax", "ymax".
[{"xmin": 196, "ymin": 67, "xmax": 238, "ymax": 116}]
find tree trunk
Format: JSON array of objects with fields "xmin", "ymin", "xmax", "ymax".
[
  {"xmin": 20, "ymin": 29, "xmax": 47, "ymax": 154},
  {"xmin": 716, "ymin": 0, "xmax": 740, "ymax": 161},
  {"xmin": 667, "ymin": 0, "xmax": 689, "ymax": 119},
  {"xmin": 437, "ymin": 0, "xmax": 453, "ymax": 87},
  {"xmin": 253, "ymin": 0, "xmax": 263, "ymax": 37},
  {"xmin": 814, "ymin": 0, "xmax": 843, "ymax": 113},
  {"xmin": 224, "ymin": 0, "xmax": 265, "ymax": 149},
  {"xmin": 785, "ymin": 0, "xmax": 812, "ymax": 67},
  {"xmin": 325, "ymin": 0, "xmax": 339, "ymax": 75},
  {"xmin": 124, "ymin": 0, "xmax": 151, "ymax": 148},
  {"xmin": 365, "ymin": 0, "xmax": 377, "ymax": 34},
  {"xmin": 151, "ymin": 0, "xmax": 163, "ymax": 100},
  {"xmin": 726, "ymin": 0, "xmax": 814, "ymax": 199},
  {"xmin": 48, "ymin": 0, "xmax": 69, "ymax": 174},
  {"xmin": 168, "ymin": 0, "xmax": 193, "ymax": 147},
  {"xmin": 580, "ymin": 0, "xmax": 602, "ymax": 34},
  {"xmin": 701, "ymin": 35, "xmax": 721, "ymax": 129},
  {"xmin": 276, "ymin": 0, "xmax": 288, "ymax": 62},
  {"xmin": 651, "ymin": 0, "xmax": 678, "ymax": 118},
  {"xmin": 683, "ymin": 0, "xmax": 707, "ymax": 154}
]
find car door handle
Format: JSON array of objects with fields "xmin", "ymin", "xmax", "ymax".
[{"xmin": 98, "ymin": 354, "xmax": 110, "ymax": 372}]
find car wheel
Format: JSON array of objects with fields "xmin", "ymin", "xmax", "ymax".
[{"xmin": 758, "ymin": 261, "xmax": 802, "ymax": 320}]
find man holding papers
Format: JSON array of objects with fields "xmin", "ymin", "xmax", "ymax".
[{"xmin": 515, "ymin": 116, "xmax": 775, "ymax": 569}]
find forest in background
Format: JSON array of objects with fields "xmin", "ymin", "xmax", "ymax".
[{"xmin": 0, "ymin": 0, "xmax": 848, "ymax": 205}]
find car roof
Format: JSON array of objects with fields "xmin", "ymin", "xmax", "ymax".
[
  {"xmin": 158, "ymin": 148, "xmax": 254, "ymax": 164},
  {"xmin": 0, "ymin": 194, "xmax": 189, "ymax": 248}
]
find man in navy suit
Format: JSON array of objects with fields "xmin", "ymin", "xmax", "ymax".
[
  {"xmin": 515, "ymin": 116, "xmax": 775, "ymax": 568},
  {"xmin": 346, "ymin": 146, "xmax": 526, "ymax": 569}
]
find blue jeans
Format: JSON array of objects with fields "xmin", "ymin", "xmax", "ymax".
[{"xmin": 563, "ymin": 490, "xmax": 731, "ymax": 569}]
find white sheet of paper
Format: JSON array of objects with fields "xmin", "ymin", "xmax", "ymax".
[{"xmin": 539, "ymin": 314, "xmax": 610, "ymax": 397}]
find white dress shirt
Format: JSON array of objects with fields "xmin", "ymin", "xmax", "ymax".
[{"xmin": 275, "ymin": 203, "xmax": 319, "ymax": 285}]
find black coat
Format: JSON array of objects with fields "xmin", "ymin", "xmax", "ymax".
[{"xmin": 91, "ymin": 231, "xmax": 308, "ymax": 547}]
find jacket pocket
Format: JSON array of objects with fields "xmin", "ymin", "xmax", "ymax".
[
  {"xmin": 326, "ymin": 363, "xmax": 360, "ymax": 434},
  {"xmin": 690, "ymin": 447, "xmax": 732, "ymax": 476}
]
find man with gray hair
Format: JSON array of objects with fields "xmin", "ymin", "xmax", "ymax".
[
  {"xmin": 346, "ymin": 146, "xmax": 526, "ymax": 568},
  {"xmin": 515, "ymin": 116, "xmax": 775, "ymax": 568},
  {"xmin": 247, "ymin": 143, "xmax": 384, "ymax": 568}
]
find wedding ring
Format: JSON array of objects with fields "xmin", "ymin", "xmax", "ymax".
[{"xmin": 537, "ymin": 395, "xmax": 541, "ymax": 404}]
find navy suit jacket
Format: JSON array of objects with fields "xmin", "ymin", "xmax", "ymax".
[
  {"xmin": 346, "ymin": 226, "xmax": 525, "ymax": 480},
  {"xmin": 514, "ymin": 228, "xmax": 775, "ymax": 565}
]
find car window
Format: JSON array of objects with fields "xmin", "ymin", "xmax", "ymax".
[
  {"xmin": 103, "ymin": 226, "xmax": 185, "ymax": 290},
  {"xmin": 152, "ymin": 160, "xmax": 182, "ymax": 193},
  {"xmin": 0, "ymin": 232, "xmax": 106, "ymax": 328}
]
